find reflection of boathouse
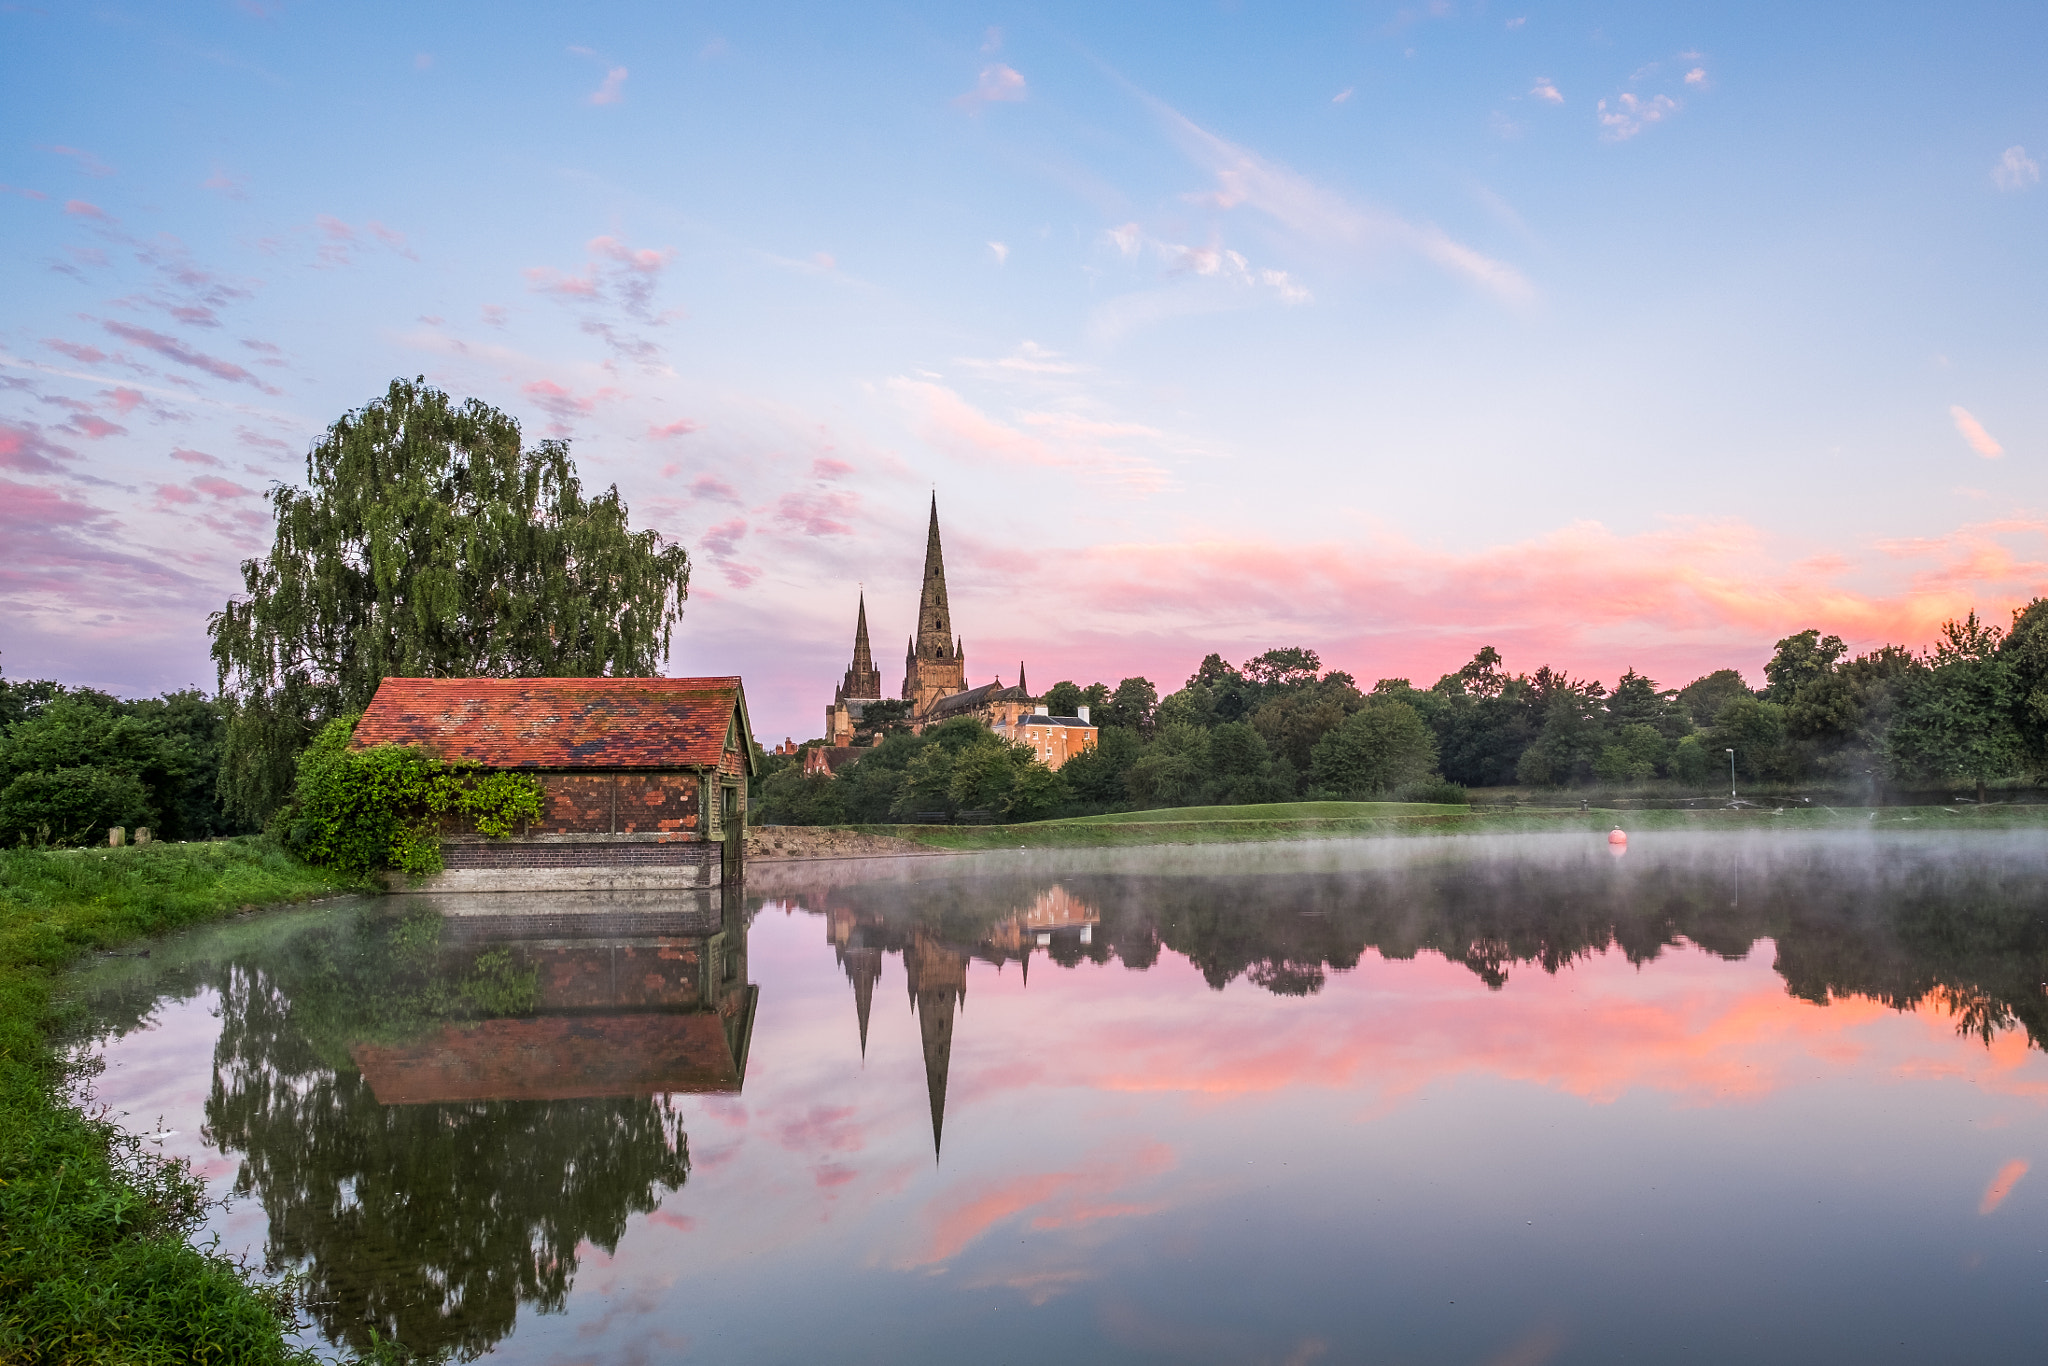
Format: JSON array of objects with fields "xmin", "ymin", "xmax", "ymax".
[{"xmin": 352, "ymin": 894, "xmax": 757, "ymax": 1103}]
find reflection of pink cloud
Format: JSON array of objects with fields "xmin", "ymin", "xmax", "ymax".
[
  {"xmin": 1979, "ymin": 1158, "xmax": 2028, "ymax": 1214},
  {"xmin": 914, "ymin": 1141, "xmax": 1172, "ymax": 1264}
]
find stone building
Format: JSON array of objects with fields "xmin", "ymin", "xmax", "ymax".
[
  {"xmin": 351, "ymin": 675, "xmax": 755, "ymax": 889},
  {"xmin": 902, "ymin": 496, "xmax": 969, "ymax": 725},
  {"xmin": 824, "ymin": 591, "xmax": 884, "ymax": 746}
]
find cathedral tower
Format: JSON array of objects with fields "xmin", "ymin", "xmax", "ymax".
[
  {"xmin": 836, "ymin": 592, "xmax": 882, "ymax": 704},
  {"xmin": 901, "ymin": 495, "xmax": 967, "ymax": 722}
]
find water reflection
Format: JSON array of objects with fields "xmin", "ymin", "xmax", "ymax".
[
  {"xmin": 62, "ymin": 833, "xmax": 2048, "ymax": 1363},
  {"xmin": 77, "ymin": 891, "xmax": 749, "ymax": 1361}
]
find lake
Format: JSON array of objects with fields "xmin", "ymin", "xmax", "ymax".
[{"xmin": 62, "ymin": 831, "xmax": 2048, "ymax": 1363}]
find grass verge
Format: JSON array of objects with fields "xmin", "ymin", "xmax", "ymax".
[
  {"xmin": 0, "ymin": 837, "xmax": 353, "ymax": 1364},
  {"xmin": 876, "ymin": 801, "xmax": 2048, "ymax": 851}
]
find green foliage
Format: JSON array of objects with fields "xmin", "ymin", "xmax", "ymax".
[
  {"xmin": 1886, "ymin": 651, "xmax": 2023, "ymax": 793},
  {"xmin": 0, "ymin": 766, "xmax": 156, "ymax": 847},
  {"xmin": 1102, "ymin": 677, "xmax": 1159, "ymax": 733},
  {"xmin": 1042, "ymin": 680, "xmax": 1087, "ymax": 716},
  {"xmin": 280, "ymin": 718, "xmax": 544, "ymax": 877},
  {"xmin": 754, "ymin": 762, "xmax": 851, "ymax": 827},
  {"xmin": 0, "ymin": 682, "xmax": 242, "ymax": 843},
  {"xmin": 1057, "ymin": 725, "xmax": 1143, "ymax": 810},
  {"xmin": 1125, "ymin": 723, "xmax": 1212, "ymax": 807},
  {"xmin": 210, "ymin": 377, "xmax": 691, "ymax": 824},
  {"xmin": 1677, "ymin": 669, "xmax": 1754, "ymax": 728},
  {"xmin": 852, "ymin": 697, "xmax": 911, "ymax": 739},
  {"xmin": 2001, "ymin": 597, "xmax": 2048, "ymax": 770},
  {"xmin": 1310, "ymin": 701, "xmax": 1439, "ymax": 797},
  {"xmin": 0, "ymin": 838, "xmax": 344, "ymax": 1364},
  {"xmin": 1763, "ymin": 629, "xmax": 1847, "ymax": 703},
  {"xmin": 1669, "ymin": 735, "xmax": 1712, "ymax": 786},
  {"xmin": 1705, "ymin": 696, "xmax": 1793, "ymax": 783},
  {"xmin": 1594, "ymin": 723, "xmax": 1669, "ymax": 782}
]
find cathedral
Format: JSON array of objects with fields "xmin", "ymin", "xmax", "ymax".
[{"xmin": 822, "ymin": 497, "xmax": 1093, "ymax": 761}]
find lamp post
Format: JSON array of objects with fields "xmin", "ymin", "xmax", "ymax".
[{"xmin": 1726, "ymin": 748, "xmax": 1737, "ymax": 800}]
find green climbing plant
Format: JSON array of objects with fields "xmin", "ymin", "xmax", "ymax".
[{"xmin": 279, "ymin": 717, "xmax": 544, "ymax": 877}]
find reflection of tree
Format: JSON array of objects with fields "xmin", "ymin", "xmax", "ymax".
[
  {"xmin": 192, "ymin": 909, "xmax": 700, "ymax": 1361},
  {"xmin": 770, "ymin": 838, "xmax": 2048, "ymax": 1053}
]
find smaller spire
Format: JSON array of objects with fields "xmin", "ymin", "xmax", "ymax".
[{"xmin": 1017, "ymin": 661, "xmax": 1027, "ymax": 695}]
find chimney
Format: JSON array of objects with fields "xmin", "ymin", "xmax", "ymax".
[{"xmin": 1077, "ymin": 705, "xmax": 1090, "ymax": 724}]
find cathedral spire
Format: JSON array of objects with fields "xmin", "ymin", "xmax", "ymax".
[
  {"xmin": 840, "ymin": 591, "xmax": 881, "ymax": 701},
  {"xmin": 915, "ymin": 496, "xmax": 953, "ymax": 663},
  {"xmin": 1017, "ymin": 661, "xmax": 1027, "ymax": 696}
]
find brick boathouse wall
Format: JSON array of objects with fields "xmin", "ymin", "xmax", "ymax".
[{"xmin": 538, "ymin": 772, "xmax": 705, "ymax": 836}]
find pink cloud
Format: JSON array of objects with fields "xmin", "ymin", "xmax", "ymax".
[
  {"xmin": 589, "ymin": 65, "xmax": 629, "ymax": 105},
  {"xmin": 170, "ymin": 448, "xmax": 224, "ymax": 468},
  {"xmin": 151, "ymin": 483, "xmax": 200, "ymax": 507},
  {"xmin": 49, "ymin": 145, "xmax": 113, "ymax": 177},
  {"xmin": 235, "ymin": 426, "xmax": 295, "ymax": 456},
  {"xmin": 100, "ymin": 321, "xmax": 278, "ymax": 392},
  {"xmin": 957, "ymin": 63, "xmax": 1027, "ymax": 109},
  {"xmin": 202, "ymin": 166, "xmax": 247, "ymax": 199},
  {"xmin": 520, "ymin": 378, "xmax": 613, "ymax": 424},
  {"xmin": 68, "ymin": 415, "xmax": 125, "ymax": 440},
  {"xmin": 1950, "ymin": 405, "xmax": 2004, "ymax": 458},
  {"xmin": 650, "ymin": 419, "xmax": 701, "ymax": 439},
  {"xmin": 101, "ymin": 387, "xmax": 144, "ymax": 416},
  {"xmin": 810, "ymin": 457, "xmax": 855, "ymax": 480},
  {"xmin": 64, "ymin": 199, "xmax": 109, "ymax": 219},
  {"xmin": 888, "ymin": 377, "xmax": 1172, "ymax": 495},
  {"xmin": 773, "ymin": 488, "xmax": 859, "ymax": 537},
  {"xmin": 1030, "ymin": 516, "xmax": 2048, "ymax": 692},
  {"xmin": 0, "ymin": 422, "xmax": 79, "ymax": 475},
  {"xmin": 191, "ymin": 475, "xmax": 256, "ymax": 500},
  {"xmin": 701, "ymin": 518, "xmax": 748, "ymax": 558},
  {"xmin": 690, "ymin": 474, "xmax": 740, "ymax": 503},
  {"xmin": 366, "ymin": 220, "xmax": 418, "ymax": 259},
  {"xmin": 44, "ymin": 339, "xmax": 108, "ymax": 363}
]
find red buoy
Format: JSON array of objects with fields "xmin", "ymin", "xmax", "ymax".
[{"xmin": 1608, "ymin": 827, "xmax": 1628, "ymax": 846}]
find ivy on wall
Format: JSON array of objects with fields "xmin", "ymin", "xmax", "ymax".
[{"xmin": 280, "ymin": 717, "xmax": 545, "ymax": 877}]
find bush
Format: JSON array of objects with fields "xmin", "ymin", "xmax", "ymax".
[
  {"xmin": 1391, "ymin": 777, "xmax": 1468, "ymax": 805},
  {"xmin": 279, "ymin": 718, "xmax": 544, "ymax": 876},
  {"xmin": 0, "ymin": 766, "xmax": 157, "ymax": 847}
]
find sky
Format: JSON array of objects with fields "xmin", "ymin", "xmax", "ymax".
[{"xmin": 3, "ymin": 0, "xmax": 2046, "ymax": 740}]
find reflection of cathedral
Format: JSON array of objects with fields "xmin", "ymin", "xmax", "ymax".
[{"xmin": 821, "ymin": 885, "xmax": 1100, "ymax": 1161}]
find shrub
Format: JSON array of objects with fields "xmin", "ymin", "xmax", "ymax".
[
  {"xmin": 0, "ymin": 766, "xmax": 157, "ymax": 847},
  {"xmin": 279, "ymin": 718, "xmax": 544, "ymax": 877},
  {"xmin": 1391, "ymin": 777, "xmax": 1468, "ymax": 805}
]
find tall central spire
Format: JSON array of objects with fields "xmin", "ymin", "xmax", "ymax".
[{"xmin": 915, "ymin": 495, "xmax": 952, "ymax": 663}]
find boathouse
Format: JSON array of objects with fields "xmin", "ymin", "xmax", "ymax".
[{"xmin": 352, "ymin": 676, "xmax": 755, "ymax": 891}]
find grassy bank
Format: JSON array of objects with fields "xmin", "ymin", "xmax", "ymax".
[
  {"xmin": 0, "ymin": 838, "xmax": 353, "ymax": 1364},
  {"xmin": 877, "ymin": 800, "xmax": 2048, "ymax": 851}
]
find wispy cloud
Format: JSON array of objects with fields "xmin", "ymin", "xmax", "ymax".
[
  {"xmin": 957, "ymin": 63, "xmax": 1026, "ymax": 110},
  {"xmin": 887, "ymin": 376, "xmax": 1177, "ymax": 495},
  {"xmin": 1597, "ymin": 92, "xmax": 1679, "ymax": 141},
  {"xmin": 48, "ymin": 145, "xmax": 114, "ymax": 177},
  {"xmin": 1332, "ymin": 87, "xmax": 1354, "ymax": 105},
  {"xmin": 100, "ymin": 321, "xmax": 278, "ymax": 392},
  {"xmin": 1950, "ymin": 405, "xmax": 2004, "ymax": 458},
  {"xmin": 1530, "ymin": 79, "xmax": 1563, "ymax": 104},
  {"xmin": 1145, "ymin": 96, "xmax": 1532, "ymax": 304},
  {"xmin": 589, "ymin": 65, "xmax": 629, "ymax": 105},
  {"xmin": 987, "ymin": 240, "xmax": 1009, "ymax": 265},
  {"xmin": 1991, "ymin": 145, "xmax": 2040, "ymax": 191}
]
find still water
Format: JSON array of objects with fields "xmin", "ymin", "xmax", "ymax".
[{"xmin": 64, "ymin": 832, "xmax": 2048, "ymax": 1363}]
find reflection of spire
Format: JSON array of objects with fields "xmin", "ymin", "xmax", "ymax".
[
  {"xmin": 841, "ymin": 946, "xmax": 881, "ymax": 1058},
  {"xmin": 904, "ymin": 931, "xmax": 967, "ymax": 1162}
]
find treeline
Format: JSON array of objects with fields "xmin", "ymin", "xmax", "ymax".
[
  {"xmin": 758, "ymin": 601, "xmax": 2048, "ymax": 823},
  {"xmin": 0, "ymin": 675, "xmax": 248, "ymax": 846}
]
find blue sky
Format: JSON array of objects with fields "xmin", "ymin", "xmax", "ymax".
[{"xmin": 4, "ymin": 1, "xmax": 2044, "ymax": 737}]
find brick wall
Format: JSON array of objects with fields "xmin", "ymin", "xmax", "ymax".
[
  {"xmin": 534, "ymin": 772, "xmax": 704, "ymax": 835},
  {"xmin": 440, "ymin": 841, "xmax": 718, "ymax": 870}
]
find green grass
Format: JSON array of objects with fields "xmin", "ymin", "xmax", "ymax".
[
  {"xmin": 0, "ymin": 837, "xmax": 354, "ymax": 1364},
  {"xmin": 870, "ymin": 800, "xmax": 2048, "ymax": 851}
]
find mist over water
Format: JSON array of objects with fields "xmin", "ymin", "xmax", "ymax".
[{"xmin": 64, "ymin": 831, "xmax": 2048, "ymax": 1363}]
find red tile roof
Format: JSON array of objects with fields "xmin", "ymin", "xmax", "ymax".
[{"xmin": 352, "ymin": 676, "xmax": 751, "ymax": 773}]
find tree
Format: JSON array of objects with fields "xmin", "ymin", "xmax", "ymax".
[
  {"xmin": 1248, "ymin": 671, "xmax": 1363, "ymax": 784},
  {"xmin": 209, "ymin": 378, "xmax": 691, "ymax": 824},
  {"xmin": 852, "ymin": 698, "xmax": 910, "ymax": 740},
  {"xmin": 1042, "ymin": 681, "xmax": 1087, "ymax": 716},
  {"xmin": 1888, "ymin": 615, "xmax": 2022, "ymax": 801},
  {"xmin": 1763, "ymin": 629, "xmax": 1847, "ymax": 703},
  {"xmin": 1514, "ymin": 681, "xmax": 1606, "ymax": 787},
  {"xmin": 1206, "ymin": 722, "xmax": 1291, "ymax": 805},
  {"xmin": 0, "ymin": 688, "xmax": 238, "ymax": 841},
  {"xmin": 2000, "ymin": 598, "xmax": 2048, "ymax": 771},
  {"xmin": 1058, "ymin": 726, "xmax": 1142, "ymax": 810},
  {"xmin": 1677, "ymin": 670, "xmax": 1754, "ymax": 729},
  {"xmin": 1309, "ymin": 701, "xmax": 1438, "ymax": 797},
  {"xmin": 1125, "ymin": 723, "xmax": 1212, "ymax": 808},
  {"xmin": 1243, "ymin": 647, "xmax": 1322, "ymax": 692},
  {"xmin": 1101, "ymin": 677, "xmax": 1158, "ymax": 733},
  {"xmin": 1705, "ymin": 697, "xmax": 1792, "ymax": 783}
]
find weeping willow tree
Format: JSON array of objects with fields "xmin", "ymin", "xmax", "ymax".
[{"xmin": 211, "ymin": 378, "xmax": 691, "ymax": 823}]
